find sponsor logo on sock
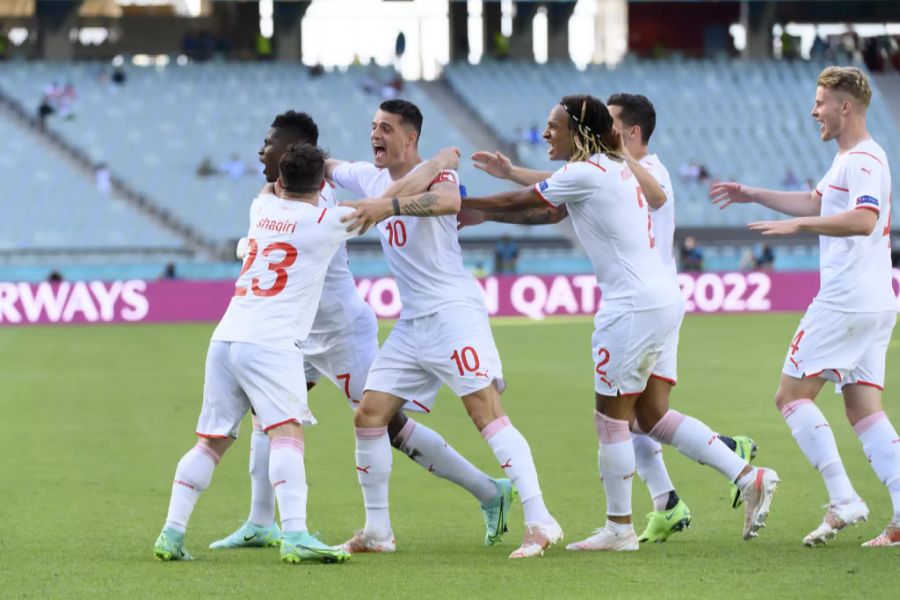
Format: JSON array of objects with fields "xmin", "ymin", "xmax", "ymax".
[
  {"xmin": 356, "ymin": 465, "xmax": 371, "ymax": 474},
  {"xmin": 814, "ymin": 423, "xmax": 831, "ymax": 429},
  {"xmin": 174, "ymin": 479, "xmax": 194, "ymax": 490},
  {"xmin": 273, "ymin": 479, "xmax": 286, "ymax": 488},
  {"xmin": 707, "ymin": 435, "xmax": 717, "ymax": 445},
  {"xmin": 500, "ymin": 459, "xmax": 513, "ymax": 469}
]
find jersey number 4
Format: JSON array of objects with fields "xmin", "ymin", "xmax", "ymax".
[
  {"xmin": 235, "ymin": 239, "xmax": 298, "ymax": 297},
  {"xmin": 636, "ymin": 187, "xmax": 656, "ymax": 249}
]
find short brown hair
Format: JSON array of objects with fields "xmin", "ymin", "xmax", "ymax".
[
  {"xmin": 817, "ymin": 66, "xmax": 872, "ymax": 108},
  {"xmin": 279, "ymin": 143, "xmax": 327, "ymax": 193}
]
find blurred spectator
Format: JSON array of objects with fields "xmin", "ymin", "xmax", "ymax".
[
  {"xmin": 0, "ymin": 31, "xmax": 8, "ymax": 60},
  {"xmin": 494, "ymin": 236, "xmax": 519, "ymax": 274},
  {"xmin": 37, "ymin": 97, "xmax": 54, "ymax": 132},
  {"xmin": 94, "ymin": 163, "xmax": 112, "ymax": 194},
  {"xmin": 753, "ymin": 243, "xmax": 775, "ymax": 271},
  {"xmin": 810, "ymin": 35, "xmax": 828, "ymax": 60},
  {"xmin": 58, "ymin": 82, "xmax": 76, "ymax": 119},
  {"xmin": 161, "ymin": 262, "xmax": 178, "ymax": 280},
  {"xmin": 679, "ymin": 161, "xmax": 700, "ymax": 182},
  {"xmin": 781, "ymin": 168, "xmax": 800, "ymax": 190},
  {"xmin": 680, "ymin": 236, "xmax": 704, "ymax": 272},
  {"xmin": 47, "ymin": 270, "xmax": 64, "ymax": 283},
  {"xmin": 380, "ymin": 73, "xmax": 404, "ymax": 100},
  {"xmin": 308, "ymin": 63, "xmax": 325, "ymax": 78},
  {"xmin": 359, "ymin": 62, "xmax": 380, "ymax": 95},
  {"xmin": 196, "ymin": 157, "xmax": 218, "ymax": 177},
  {"xmin": 111, "ymin": 67, "xmax": 127, "ymax": 86},
  {"xmin": 219, "ymin": 153, "xmax": 248, "ymax": 180},
  {"xmin": 527, "ymin": 124, "xmax": 541, "ymax": 145},
  {"xmin": 471, "ymin": 262, "xmax": 488, "ymax": 278}
]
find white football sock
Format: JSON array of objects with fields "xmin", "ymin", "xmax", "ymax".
[
  {"xmin": 632, "ymin": 433, "xmax": 674, "ymax": 511},
  {"xmin": 393, "ymin": 419, "xmax": 497, "ymax": 504},
  {"xmin": 854, "ymin": 411, "xmax": 900, "ymax": 516},
  {"xmin": 596, "ymin": 412, "xmax": 634, "ymax": 518},
  {"xmin": 782, "ymin": 399, "xmax": 856, "ymax": 503},
  {"xmin": 481, "ymin": 416, "xmax": 552, "ymax": 524},
  {"xmin": 649, "ymin": 410, "xmax": 746, "ymax": 482},
  {"xmin": 355, "ymin": 427, "xmax": 393, "ymax": 538},
  {"xmin": 268, "ymin": 437, "xmax": 308, "ymax": 533},
  {"xmin": 247, "ymin": 416, "xmax": 276, "ymax": 526},
  {"xmin": 164, "ymin": 443, "xmax": 220, "ymax": 533}
]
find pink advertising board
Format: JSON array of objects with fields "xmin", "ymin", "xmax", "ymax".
[{"xmin": 1, "ymin": 271, "xmax": 899, "ymax": 326}]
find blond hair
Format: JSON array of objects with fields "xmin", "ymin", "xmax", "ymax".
[
  {"xmin": 559, "ymin": 94, "xmax": 622, "ymax": 163},
  {"xmin": 817, "ymin": 66, "xmax": 872, "ymax": 108}
]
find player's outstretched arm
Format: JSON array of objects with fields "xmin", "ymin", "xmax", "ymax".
[
  {"xmin": 613, "ymin": 131, "xmax": 666, "ymax": 208},
  {"xmin": 749, "ymin": 208, "xmax": 877, "ymax": 237},
  {"xmin": 471, "ymin": 151, "xmax": 550, "ymax": 186},
  {"xmin": 381, "ymin": 147, "xmax": 460, "ymax": 198},
  {"xmin": 464, "ymin": 186, "xmax": 547, "ymax": 213},
  {"xmin": 324, "ymin": 158, "xmax": 345, "ymax": 182},
  {"xmin": 341, "ymin": 182, "xmax": 461, "ymax": 234},
  {"xmin": 458, "ymin": 205, "xmax": 568, "ymax": 230},
  {"xmin": 710, "ymin": 182, "xmax": 821, "ymax": 217}
]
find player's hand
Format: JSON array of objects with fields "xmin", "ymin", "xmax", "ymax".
[
  {"xmin": 340, "ymin": 198, "xmax": 390, "ymax": 235},
  {"xmin": 610, "ymin": 128, "xmax": 633, "ymax": 161},
  {"xmin": 457, "ymin": 207, "xmax": 485, "ymax": 230},
  {"xmin": 748, "ymin": 219, "xmax": 799, "ymax": 236},
  {"xmin": 710, "ymin": 182, "xmax": 752, "ymax": 209},
  {"xmin": 434, "ymin": 147, "xmax": 461, "ymax": 171},
  {"xmin": 471, "ymin": 151, "xmax": 512, "ymax": 179}
]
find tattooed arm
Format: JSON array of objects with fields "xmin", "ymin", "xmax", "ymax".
[
  {"xmin": 458, "ymin": 204, "xmax": 568, "ymax": 229},
  {"xmin": 340, "ymin": 182, "xmax": 461, "ymax": 234}
]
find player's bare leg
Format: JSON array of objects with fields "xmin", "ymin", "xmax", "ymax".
[
  {"xmin": 631, "ymin": 377, "xmax": 692, "ymax": 542},
  {"xmin": 566, "ymin": 392, "xmax": 641, "ymax": 552},
  {"xmin": 344, "ymin": 390, "xmax": 406, "ymax": 553},
  {"xmin": 636, "ymin": 387, "xmax": 779, "ymax": 541},
  {"xmin": 842, "ymin": 384, "xmax": 900, "ymax": 547},
  {"xmin": 388, "ymin": 409, "xmax": 513, "ymax": 545},
  {"xmin": 268, "ymin": 421, "xmax": 348, "ymax": 563},
  {"xmin": 155, "ymin": 436, "xmax": 233, "ymax": 560},
  {"xmin": 775, "ymin": 374, "xmax": 868, "ymax": 545},
  {"xmin": 462, "ymin": 384, "xmax": 561, "ymax": 558}
]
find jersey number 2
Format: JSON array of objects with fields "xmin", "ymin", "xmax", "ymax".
[
  {"xmin": 636, "ymin": 187, "xmax": 656, "ymax": 249},
  {"xmin": 235, "ymin": 239, "xmax": 298, "ymax": 297}
]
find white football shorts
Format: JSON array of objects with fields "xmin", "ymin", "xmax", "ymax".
[
  {"xmin": 364, "ymin": 304, "xmax": 504, "ymax": 412},
  {"xmin": 196, "ymin": 341, "xmax": 315, "ymax": 439},
  {"xmin": 782, "ymin": 302, "xmax": 896, "ymax": 391},
  {"xmin": 592, "ymin": 300, "xmax": 684, "ymax": 396},
  {"xmin": 300, "ymin": 307, "xmax": 379, "ymax": 407}
]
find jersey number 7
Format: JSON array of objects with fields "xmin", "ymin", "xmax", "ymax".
[{"xmin": 235, "ymin": 239, "xmax": 298, "ymax": 297}]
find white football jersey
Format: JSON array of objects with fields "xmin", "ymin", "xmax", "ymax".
[
  {"xmin": 310, "ymin": 186, "xmax": 370, "ymax": 334},
  {"xmin": 212, "ymin": 193, "xmax": 359, "ymax": 350},
  {"xmin": 332, "ymin": 161, "xmax": 486, "ymax": 319},
  {"xmin": 813, "ymin": 138, "xmax": 894, "ymax": 313},
  {"xmin": 642, "ymin": 154, "xmax": 677, "ymax": 273},
  {"xmin": 534, "ymin": 153, "xmax": 681, "ymax": 311}
]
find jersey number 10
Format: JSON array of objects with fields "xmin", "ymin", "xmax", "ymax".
[{"xmin": 235, "ymin": 239, "xmax": 298, "ymax": 297}]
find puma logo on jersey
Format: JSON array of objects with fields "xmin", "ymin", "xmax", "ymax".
[
  {"xmin": 474, "ymin": 370, "xmax": 489, "ymax": 379},
  {"xmin": 861, "ymin": 167, "xmax": 872, "ymax": 175}
]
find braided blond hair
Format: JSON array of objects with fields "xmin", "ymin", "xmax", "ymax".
[{"xmin": 560, "ymin": 95, "xmax": 622, "ymax": 163}]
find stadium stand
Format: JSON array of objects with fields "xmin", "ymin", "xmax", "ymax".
[
  {"xmin": 0, "ymin": 110, "xmax": 185, "ymax": 261},
  {"xmin": 2, "ymin": 58, "xmax": 897, "ymax": 279}
]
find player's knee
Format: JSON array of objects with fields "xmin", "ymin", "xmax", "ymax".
[
  {"xmin": 386, "ymin": 411, "xmax": 408, "ymax": 444},
  {"xmin": 198, "ymin": 436, "xmax": 233, "ymax": 458},
  {"xmin": 353, "ymin": 397, "xmax": 391, "ymax": 428},
  {"xmin": 463, "ymin": 391, "xmax": 504, "ymax": 431},
  {"xmin": 266, "ymin": 421, "xmax": 304, "ymax": 441}
]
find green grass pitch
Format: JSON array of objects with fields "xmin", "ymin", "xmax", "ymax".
[{"xmin": 2, "ymin": 313, "xmax": 898, "ymax": 598}]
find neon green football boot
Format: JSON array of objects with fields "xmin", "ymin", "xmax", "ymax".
[
  {"xmin": 154, "ymin": 527, "xmax": 193, "ymax": 561},
  {"xmin": 638, "ymin": 499, "xmax": 692, "ymax": 543},
  {"xmin": 281, "ymin": 532, "xmax": 351, "ymax": 564},
  {"xmin": 730, "ymin": 436, "xmax": 759, "ymax": 508},
  {"xmin": 209, "ymin": 521, "xmax": 282, "ymax": 549},
  {"xmin": 480, "ymin": 478, "xmax": 517, "ymax": 545}
]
